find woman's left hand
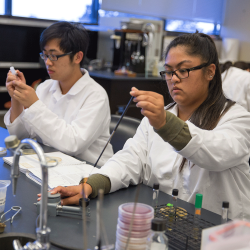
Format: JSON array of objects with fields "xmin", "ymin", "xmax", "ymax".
[{"xmin": 130, "ymin": 87, "xmax": 166, "ymax": 129}]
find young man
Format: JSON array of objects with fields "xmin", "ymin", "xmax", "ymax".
[{"xmin": 4, "ymin": 22, "xmax": 113, "ymax": 165}]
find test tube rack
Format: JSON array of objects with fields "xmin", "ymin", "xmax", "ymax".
[{"xmin": 154, "ymin": 204, "xmax": 215, "ymax": 250}]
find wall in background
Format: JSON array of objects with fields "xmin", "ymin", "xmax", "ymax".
[
  {"xmin": 102, "ymin": 0, "xmax": 225, "ymax": 23},
  {"xmin": 221, "ymin": 0, "xmax": 250, "ymax": 61}
]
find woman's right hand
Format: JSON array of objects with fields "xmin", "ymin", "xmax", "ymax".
[{"xmin": 37, "ymin": 183, "xmax": 93, "ymax": 206}]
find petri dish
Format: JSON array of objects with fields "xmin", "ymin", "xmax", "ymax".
[
  {"xmin": 118, "ymin": 203, "xmax": 154, "ymax": 220},
  {"xmin": 117, "ymin": 224, "xmax": 150, "ymax": 238},
  {"xmin": 117, "ymin": 218, "xmax": 151, "ymax": 231}
]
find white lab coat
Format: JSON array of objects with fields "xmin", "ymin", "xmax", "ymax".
[
  {"xmin": 95, "ymin": 103, "xmax": 250, "ymax": 220},
  {"xmin": 222, "ymin": 67, "xmax": 250, "ymax": 111},
  {"xmin": 4, "ymin": 69, "xmax": 113, "ymax": 166}
]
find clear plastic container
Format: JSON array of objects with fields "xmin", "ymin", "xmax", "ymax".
[
  {"xmin": 117, "ymin": 224, "xmax": 151, "ymax": 238},
  {"xmin": 118, "ymin": 218, "xmax": 151, "ymax": 231},
  {"xmin": 0, "ymin": 180, "xmax": 11, "ymax": 213}
]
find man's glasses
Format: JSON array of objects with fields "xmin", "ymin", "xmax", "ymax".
[
  {"xmin": 159, "ymin": 62, "xmax": 209, "ymax": 80},
  {"xmin": 39, "ymin": 51, "xmax": 72, "ymax": 61}
]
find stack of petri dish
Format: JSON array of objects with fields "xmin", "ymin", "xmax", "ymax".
[{"xmin": 116, "ymin": 202, "xmax": 154, "ymax": 250}]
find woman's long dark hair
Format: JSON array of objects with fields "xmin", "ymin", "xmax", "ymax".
[{"xmin": 165, "ymin": 32, "xmax": 235, "ymax": 172}]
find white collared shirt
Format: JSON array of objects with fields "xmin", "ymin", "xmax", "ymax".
[
  {"xmin": 4, "ymin": 69, "xmax": 113, "ymax": 166},
  {"xmin": 95, "ymin": 103, "xmax": 250, "ymax": 220}
]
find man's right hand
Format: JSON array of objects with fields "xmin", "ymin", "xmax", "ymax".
[
  {"xmin": 6, "ymin": 70, "xmax": 26, "ymax": 99},
  {"xmin": 37, "ymin": 183, "xmax": 93, "ymax": 206}
]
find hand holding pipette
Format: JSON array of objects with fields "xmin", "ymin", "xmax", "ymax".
[{"xmin": 130, "ymin": 87, "xmax": 166, "ymax": 129}]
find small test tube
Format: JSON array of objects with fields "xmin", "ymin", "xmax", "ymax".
[
  {"xmin": 172, "ymin": 189, "xmax": 179, "ymax": 221},
  {"xmin": 193, "ymin": 193, "xmax": 203, "ymax": 239},
  {"xmin": 221, "ymin": 201, "xmax": 229, "ymax": 224},
  {"xmin": 152, "ymin": 183, "xmax": 159, "ymax": 209},
  {"xmin": 172, "ymin": 189, "xmax": 178, "ymax": 208},
  {"xmin": 10, "ymin": 66, "xmax": 17, "ymax": 76},
  {"xmin": 194, "ymin": 193, "xmax": 203, "ymax": 219}
]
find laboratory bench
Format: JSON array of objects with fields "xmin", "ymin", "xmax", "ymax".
[{"xmin": 0, "ymin": 127, "xmax": 221, "ymax": 249}]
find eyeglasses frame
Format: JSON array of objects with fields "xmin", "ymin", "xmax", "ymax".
[
  {"xmin": 159, "ymin": 62, "xmax": 210, "ymax": 80},
  {"xmin": 39, "ymin": 51, "xmax": 73, "ymax": 61}
]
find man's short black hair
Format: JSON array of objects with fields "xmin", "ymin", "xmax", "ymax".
[{"xmin": 40, "ymin": 21, "xmax": 89, "ymax": 67}]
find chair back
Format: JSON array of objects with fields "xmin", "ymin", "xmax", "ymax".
[{"xmin": 110, "ymin": 115, "xmax": 141, "ymax": 153}]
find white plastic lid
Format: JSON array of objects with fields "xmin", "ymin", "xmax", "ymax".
[{"xmin": 119, "ymin": 203, "xmax": 154, "ymax": 220}]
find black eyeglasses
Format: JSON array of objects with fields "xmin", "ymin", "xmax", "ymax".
[
  {"xmin": 39, "ymin": 51, "xmax": 72, "ymax": 61},
  {"xmin": 159, "ymin": 62, "xmax": 209, "ymax": 80}
]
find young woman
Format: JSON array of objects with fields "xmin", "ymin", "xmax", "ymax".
[{"xmin": 43, "ymin": 32, "xmax": 250, "ymax": 220}]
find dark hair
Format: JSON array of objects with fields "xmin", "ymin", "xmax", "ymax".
[
  {"xmin": 220, "ymin": 61, "xmax": 233, "ymax": 74},
  {"xmin": 40, "ymin": 21, "xmax": 89, "ymax": 67},
  {"xmin": 165, "ymin": 32, "xmax": 235, "ymax": 172},
  {"xmin": 234, "ymin": 61, "xmax": 250, "ymax": 71}
]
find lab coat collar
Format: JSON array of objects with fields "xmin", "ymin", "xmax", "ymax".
[
  {"xmin": 48, "ymin": 68, "xmax": 90, "ymax": 97},
  {"xmin": 165, "ymin": 103, "xmax": 178, "ymax": 116},
  {"xmin": 67, "ymin": 68, "xmax": 90, "ymax": 96}
]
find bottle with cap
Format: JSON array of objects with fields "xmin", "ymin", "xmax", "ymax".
[
  {"xmin": 193, "ymin": 193, "xmax": 203, "ymax": 239},
  {"xmin": 172, "ymin": 189, "xmax": 178, "ymax": 209},
  {"xmin": 152, "ymin": 183, "xmax": 159, "ymax": 209},
  {"xmin": 146, "ymin": 218, "xmax": 168, "ymax": 250},
  {"xmin": 221, "ymin": 201, "xmax": 229, "ymax": 223}
]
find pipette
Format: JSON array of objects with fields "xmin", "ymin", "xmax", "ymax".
[{"xmin": 93, "ymin": 96, "xmax": 134, "ymax": 168}]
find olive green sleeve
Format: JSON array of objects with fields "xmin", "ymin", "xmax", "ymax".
[
  {"xmin": 154, "ymin": 110, "xmax": 192, "ymax": 151},
  {"xmin": 79, "ymin": 174, "xmax": 111, "ymax": 199}
]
